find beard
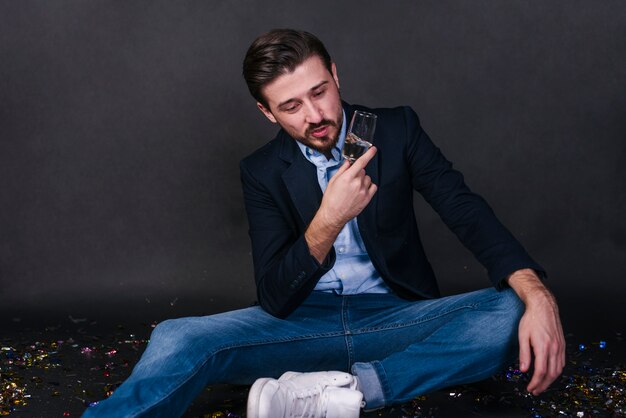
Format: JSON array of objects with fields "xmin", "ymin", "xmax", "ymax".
[
  {"xmin": 295, "ymin": 109, "xmax": 344, "ymax": 157},
  {"xmin": 304, "ymin": 119, "xmax": 340, "ymax": 154}
]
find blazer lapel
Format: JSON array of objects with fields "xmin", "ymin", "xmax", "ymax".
[{"xmin": 279, "ymin": 132, "xmax": 323, "ymax": 227}]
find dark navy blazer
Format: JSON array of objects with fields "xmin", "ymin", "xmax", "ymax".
[{"xmin": 240, "ymin": 102, "xmax": 544, "ymax": 318}]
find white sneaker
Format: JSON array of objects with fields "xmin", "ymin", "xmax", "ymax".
[{"xmin": 247, "ymin": 371, "xmax": 363, "ymax": 418}]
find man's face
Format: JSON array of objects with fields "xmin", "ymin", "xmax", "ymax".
[{"xmin": 257, "ymin": 55, "xmax": 343, "ymax": 156}]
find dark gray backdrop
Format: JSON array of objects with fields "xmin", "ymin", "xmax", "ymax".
[{"xmin": 1, "ymin": 1, "xmax": 624, "ymax": 333}]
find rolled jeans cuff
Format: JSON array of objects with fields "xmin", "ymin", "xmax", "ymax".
[{"xmin": 351, "ymin": 361, "xmax": 387, "ymax": 410}]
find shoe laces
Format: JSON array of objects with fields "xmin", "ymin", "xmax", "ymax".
[{"xmin": 285, "ymin": 384, "xmax": 329, "ymax": 418}]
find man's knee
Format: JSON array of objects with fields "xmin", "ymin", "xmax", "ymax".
[
  {"xmin": 496, "ymin": 288, "xmax": 525, "ymax": 325},
  {"xmin": 149, "ymin": 317, "xmax": 208, "ymax": 349},
  {"xmin": 482, "ymin": 289, "xmax": 523, "ymax": 361},
  {"xmin": 151, "ymin": 318, "xmax": 185, "ymax": 340}
]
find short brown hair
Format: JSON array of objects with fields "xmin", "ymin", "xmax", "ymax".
[{"xmin": 243, "ymin": 29, "xmax": 333, "ymax": 107}]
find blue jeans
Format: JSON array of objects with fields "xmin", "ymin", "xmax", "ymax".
[{"xmin": 82, "ymin": 288, "xmax": 523, "ymax": 417}]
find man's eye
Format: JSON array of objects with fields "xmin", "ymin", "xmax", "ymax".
[
  {"xmin": 313, "ymin": 90, "xmax": 325, "ymax": 97},
  {"xmin": 282, "ymin": 103, "xmax": 300, "ymax": 112}
]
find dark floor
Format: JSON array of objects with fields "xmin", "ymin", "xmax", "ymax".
[{"xmin": 1, "ymin": 313, "xmax": 624, "ymax": 418}]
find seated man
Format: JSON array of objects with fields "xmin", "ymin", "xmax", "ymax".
[{"xmin": 82, "ymin": 29, "xmax": 565, "ymax": 418}]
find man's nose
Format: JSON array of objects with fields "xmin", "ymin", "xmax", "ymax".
[{"xmin": 304, "ymin": 101, "xmax": 323, "ymax": 124}]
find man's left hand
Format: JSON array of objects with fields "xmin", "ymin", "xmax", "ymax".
[{"xmin": 507, "ymin": 269, "xmax": 566, "ymax": 395}]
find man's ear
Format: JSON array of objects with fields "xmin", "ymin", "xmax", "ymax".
[
  {"xmin": 257, "ymin": 102, "xmax": 277, "ymax": 124},
  {"xmin": 331, "ymin": 62, "xmax": 340, "ymax": 89}
]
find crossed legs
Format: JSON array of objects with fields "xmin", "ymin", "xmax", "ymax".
[{"xmin": 82, "ymin": 288, "xmax": 523, "ymax": 417}]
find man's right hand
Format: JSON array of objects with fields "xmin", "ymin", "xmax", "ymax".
[
  {"xmin": 305, "ymin": 146, "xmax": 378, "ymax": 263},
  {"xmin": 319, "ymin": 146, "xmax": 378, "ymax": 227}
]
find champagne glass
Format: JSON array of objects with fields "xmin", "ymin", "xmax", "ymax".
[{"xmin": 342, "ymin": 110, "xmax": 377, "ymax": 163}]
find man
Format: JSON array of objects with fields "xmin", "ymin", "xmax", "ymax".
[{"xmin": 82, "ymin": 29, "xmax": 564, "ymax": 418}]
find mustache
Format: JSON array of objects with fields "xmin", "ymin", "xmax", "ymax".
[{"xmin": 306, "ymin": 119, "xmax": 337, "ymax": 137}]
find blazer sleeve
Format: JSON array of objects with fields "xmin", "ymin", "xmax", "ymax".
[
  {"xmin": 402, "ymin": 106, "xmax": 545, "ymax": 287},
  {"xmin": 240, "ymin": 160, "xmax": 335, "ymax": 318}
]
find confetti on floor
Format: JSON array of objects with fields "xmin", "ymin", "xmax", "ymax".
[{"xmin": 1, "ymin": 320, "xmax": 623, "ymax": 417}]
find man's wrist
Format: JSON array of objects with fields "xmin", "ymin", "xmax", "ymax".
[
  {"xmin": 507, "ymin": 268, "xmax": 552, "ymax": 305},
  {"xmin": 305, "ymin": 211, "xmax": 343, "ymax": 264},
  {"xmin": 317, "ymin": 204, "xmax": 345, "ymax": 230}
]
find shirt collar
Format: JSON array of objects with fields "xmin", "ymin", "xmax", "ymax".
[{"xmin": 296, "ymin": 110, "xmax": 346, "ymax": 166}]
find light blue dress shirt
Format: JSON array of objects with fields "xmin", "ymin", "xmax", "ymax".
[{"xmin": 296, "ymin": 111, "xmax": 391, "ymax": 294}]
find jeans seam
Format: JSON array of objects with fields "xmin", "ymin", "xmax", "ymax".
[
  {"xmin": 216, "ymin": 331, "xmax": 346, "ymax": 349},
  {"xmin": 341, "ymin": 296, "xmax": 354, "ymax": 370},
  {"xmin": 355, "ymin": 290, "xmax": 510, "ymax": 334},
  {"xmin": 353, "ymin": 303, "xmax": 478, "ymax": 334}
]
